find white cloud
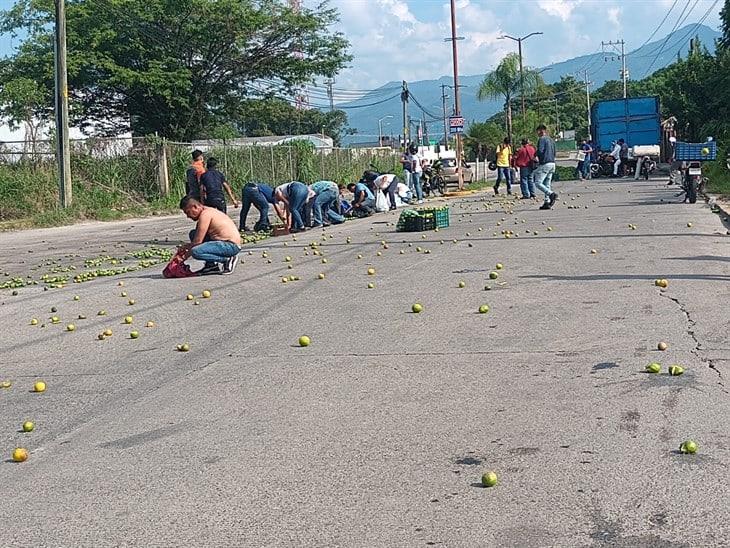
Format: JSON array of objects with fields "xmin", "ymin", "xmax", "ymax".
[{"xmin": 537, "ymin": 0, "xmax": 585, "ymax": 22}]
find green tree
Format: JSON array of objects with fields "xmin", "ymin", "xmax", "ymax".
[
  {"xmin": 720, "ymin": 0, "xmax": 730, "ymax": 50},
  {"xmin": 0, "ymin": 75, "xmax": 46, "ymax": 154},
  {"xmin": 464, "ymin": 121, "xmax": 502, "ymax": 160},
  {"xmin": 477, "ymin": 53, "xmax": 543, "ymax": 143},
  {"xmin": 0, "ymin": 0, "xmax": 351, "ymax": 140}
]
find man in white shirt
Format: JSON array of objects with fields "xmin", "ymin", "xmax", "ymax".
[
  {"xmin": 610, "ymin": 139, "xmax": 623, "ymax": 177},
  {"xmin": 365, "ymin": 171, "xmax": 399, "ymax": 211},
  {"xmin": 408, "ymin": 145, "xmax": 424, "ymax": 204}
]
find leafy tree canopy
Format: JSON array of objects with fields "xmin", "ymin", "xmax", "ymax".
[{"xmin": 0, "ymin": 0, "xmax": 351, "ymax": 140}]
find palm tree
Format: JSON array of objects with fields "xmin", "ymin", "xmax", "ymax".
[{"xmin": 477, "ymin": 53, "xmax": 542, "ymax": 143}]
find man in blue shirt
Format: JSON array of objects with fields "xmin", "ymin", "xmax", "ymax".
[
  {"xmin": 346, "ymin": 181, "xmax": 376, "ymax": 217},
  {"xmin": 239, "ymin": 182, "xmax": 285, "ymax": 232},
  {"xmin": 310, "ymin": 180, "xmax": 343, "ymax": 227},
  {"xmin": 533, "ymin": 125, "xmax": 558, "ymax": 210}
]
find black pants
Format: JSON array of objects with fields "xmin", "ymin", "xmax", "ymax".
[
  {"xmin": 383, "ymin": 176, "xmax": 400, "ymax": 209},
  {"xmin": 205, "ymin": 197, "xmax": 227, "ymax": 213}
]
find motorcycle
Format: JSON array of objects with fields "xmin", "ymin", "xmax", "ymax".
[
  {"xmin": 678, "ymin": 161, "xmax": 706, "ymax": 204},
  {"xmin": 638, "ymin": 156, "xmax": 657, "ymax": 180},
  {"xmin": 421, "ymin": 161, "xmax": 446, "ymax": 197},
  {"xmin": 590, "ymin": 153, "xmax": 615, "ymax": 178}
]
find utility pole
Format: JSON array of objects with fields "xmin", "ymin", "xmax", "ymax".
[
  {"xmin": 54, "ymin": 0, "xmax": 72, "ymax": 208},
  {"xmin": 324, "ymin": 78, "xmax": 335, "ymax": 111},
  {"xmin": 441, "ymin": 84, "xmax": 449, "ymax": 150},
  {"xmin": 602, "ymin": 39, "xmax": 627, "ymax": 98},
  {"xmin": 499, "ymin": 32, "xmax": 543, "ymax": 121},
  {"xmin": 446, "ymin": 0, "xmax": 465, "ymax": 189},
  {"xmin": 584, "ymin": 70, "xmax": 592, "ymax": 139},
  {"xmin": 401, "ymin": 81, "xmax": 409, "ymax": 150},
  {"xmin": 554, "ymin": 98, "xmax": 560, "ymax": 136}
]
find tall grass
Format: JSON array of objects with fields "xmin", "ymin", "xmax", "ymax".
[{"xmin": 0, "ymin": 140, "xmax": 400, "ymax": 228}]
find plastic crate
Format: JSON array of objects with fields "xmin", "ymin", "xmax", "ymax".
[
  {"xmin": 675, "ymin": 141, "xmax": 717, "ymax": 161},
  {"xmin": 397, "ymin": 213, "xmax": 436, "ymax": 232},
  {"xmin": 420, "ymin": 207, "xmax": 450, "ymax": 228}
]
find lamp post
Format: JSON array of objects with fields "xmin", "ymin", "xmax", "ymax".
[
  {"xmin": 378, "ymin": 115, "xmax": 393, "ymax": 147},
  {"xmin": 499, "ymin": 32, "xmax": 543, "ymax": 120}
]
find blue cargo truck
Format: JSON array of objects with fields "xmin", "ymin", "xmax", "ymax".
[{"xmin": 590, "ymin": 96, "xmax": 661, "ymax": 152}]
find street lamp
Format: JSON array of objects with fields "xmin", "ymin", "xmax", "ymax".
[
  {"xmin": 378, "ymin": 115, "xmax": 393, "ymax": 147},
  {"xmin": 499, "ymin": 32, "xmax": 543, "ymax": 119}
]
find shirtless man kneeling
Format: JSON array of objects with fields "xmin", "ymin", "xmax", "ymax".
[{"xmin": 179, "ymin": 196, "xmax": 242, "ymax": 275}]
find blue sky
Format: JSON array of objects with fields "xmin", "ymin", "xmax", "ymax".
[{"xmin": 0, "ymin": 0, "xmax": 724, "ymax": 92}]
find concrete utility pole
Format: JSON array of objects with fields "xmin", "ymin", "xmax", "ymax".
[
  {"xmin": 54, "ymin": 0, "xmax": 72, "ymax": 208},
  {"xmin": 499, "ymin": 32, "xmax": 543, "ymax": 121},
  {"xmin": 602, "ymin": 39, "xmax": 627, "ymax": 98},
  {"xmin": 584, "ymin": 70, "xmax": 592, "ymax": 139},
  {"xmin": 441, "ymin": 84, "xmax": 449, "ymax": 150},
  {"xmin": 401, "ymin": 81, "xmax": 409, "ymax": 150},
  {"xmin": 446, "ymin": 0, "xmax": 465, "ymax": 189}
]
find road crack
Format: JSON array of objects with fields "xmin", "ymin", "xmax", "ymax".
[{"xmin": 660, "ymin": 292, "xmax": 727, "ymax": 394}]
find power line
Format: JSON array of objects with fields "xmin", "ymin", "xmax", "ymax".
[
  {"xmin": 639, "ymin": 0, "xmax": 700, "ymax": 60},
  {"xmin": 635, "ymin": 0, "xmax": 679, "ymax": 51}
]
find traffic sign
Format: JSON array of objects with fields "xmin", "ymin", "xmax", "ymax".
[{"xmin": 449, "ymin": 116, "xmax": 464, "ymax": 134}]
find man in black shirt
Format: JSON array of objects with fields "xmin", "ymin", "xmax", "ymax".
[
  {"xmin": 199, "ymin": 157, "xmax": 240, "ymax": 213},
  {"xmin": 185, "ymin": 150, "xmax": 205, "ymax": 198}
]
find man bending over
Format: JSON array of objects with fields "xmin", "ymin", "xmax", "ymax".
[{"xmin": 179, "ymin": 196, "xmax": 242, "ymax": 275}]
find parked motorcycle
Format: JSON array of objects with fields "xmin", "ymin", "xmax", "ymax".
[
  {"xmin": 422, "ymin": 160, "xmax": 446, "ymax": 197},
  {"xmin": 590, "ymin": 153, "xmax": 615, "ymax": 178},
  {"xmin": 679, "ymin": 161, "xmax": 706, "ymax": 204},
  {"xmin": 639, "ymin": 156, "xmax": 657, "ymax": 180}
]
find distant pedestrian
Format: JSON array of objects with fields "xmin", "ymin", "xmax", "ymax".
[
  {"xmin": 513, "ymin": 138, "xmax": 537, "ymax": 199},
  {"xmin": 533, "ymin": 125, "xmax": 557, "ymax": 210},
  {"xmin": 401, "ymin": 150, "xmax": 413, "ymax": 192},
  {"xmin": 620, "ymin": 139, "xmax": 629, "ymax": 176},
  {"xmin": 579, "ymin": 139, "xmax": 593, "ymax": 180},
  {"xmin": 199, "ymin": 158, "xmax": 240, "ymax": 213},
  {"xmin": 610, "ymin": 139, "xmax": 623, "ymax": 177},
  {"xmin": 185, "ymin": 150, "xmax": 205, "ymax": 198},
  {"xmin": 494, "ymin": 137, "xmax": 513, "ymax": 195},
  {"xmin": 407, "ymin": 145, "xmax": 424, "ymax": 204}
]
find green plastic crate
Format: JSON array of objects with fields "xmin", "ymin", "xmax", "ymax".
[{"xmin": 419, "ymin": 207, "xmax": 450, "ymax": 228}]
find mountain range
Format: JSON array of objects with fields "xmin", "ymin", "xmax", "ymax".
[{"xmin": 339, "ymin": 24, "xmax": 721, "ymax": 145}]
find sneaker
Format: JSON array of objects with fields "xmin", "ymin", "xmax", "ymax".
[
  {"xmin": 311, "ymin": 223, "xmax": 323, "ymax": 228},
  {"xmin": 240, "ymin": 226, "xmax": 250, "ymax": 232},
  {"xmin": 493, "ymin": 186, "xmax": 499, "ymax": 195},
  {"xmin": 222, "ymin": 254, "xmax": 239, "ymax": 275},
  {"xmin": 530, "ymin": 195, "xmax": 537, "ymax": 198},
  {"xmin": 196, "ymin": 263, "xmax": 221, "ymax": 276},
  {"xmin": 520, "ymin": 196, "xmax": 531, "ymax": 200},
  {"xmin": 549, "ymin": 192, "xmax": 558, "ymax": 207},
  {"xmin": 539, "ymin": 203, "xmax": 551, "ymax": 210},
  {"xmin": 418, "ymin": 199, "xmax": 424, "ymax": 204}
]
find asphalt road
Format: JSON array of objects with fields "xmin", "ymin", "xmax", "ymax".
[{"xmin": 0, "ymin": 177, "xmax": 728, "ymax": 547}]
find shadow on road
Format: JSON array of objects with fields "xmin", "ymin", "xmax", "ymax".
[{"xmin": 521, "ymin": 273, "xmax": 730, "ymax": 282}]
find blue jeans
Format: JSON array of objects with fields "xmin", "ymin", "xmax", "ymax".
[
  {"xmin": 287, "ymin": 182, "xmax": 309, "ymax": 229},
  {"xmin": 240, "ymin": 183, "xmax": 269, "ymax": 230},
  {"xmin": 533, "ymin": 162, "xmax": 556, "ymax": 203},
  {"xmin": 581, "ymin": 159, "xmax": 591, "ymax": 179},
  {"xmin": 191, "ymin": 241, "xmax": 240, "ymax": 264},
  {"xmin": 313, "ymin": 187, "xmax": 337, "ymax": 225},
  {"xmin": 403, "ymin": 170, "xmax": 412, "ymax": 192},
  {"xmin": 519, "ymin": 167, "xmax": 535, "ymax": 198},
  {"xmin": 495, "ymin": 167, "xmax": 513, "ymax": 191},
  {"xmin": 411, "ymin": 172, "xmax": 423, "ymax": 201},
  {"xmin": 326, "ymin": 203, "xmax": 345, "ymax": 224}
]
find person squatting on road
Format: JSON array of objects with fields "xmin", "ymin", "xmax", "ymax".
[
  {"xmin": 533, "ymin": 125, "xmax": 558, "ymax": 210},
  {"xmin": 347, "ymin": 181, "xmax": 376, "ymax": 217},
  {"xmin": 494, "ymin": 137, "xmax": 514, "ymax": 195},
  {"xmin": 199, "ymin": 157, "xmax": 240, "ymax": 212},
  {"xmin": 239, "ymin": 182, "xmax": 285, "ymax": 232},
  {"xmin": 513, "ymin": 138, "xmax": 537, "ymax": 199},
  {"xmin": 179, "ymin": 196, "xmax": 242, "ymax": 275}
]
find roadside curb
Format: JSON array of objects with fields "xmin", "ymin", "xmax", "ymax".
[{"xmin": 707, "ymin": 193, "xmax": 730, "ymax": 231}]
